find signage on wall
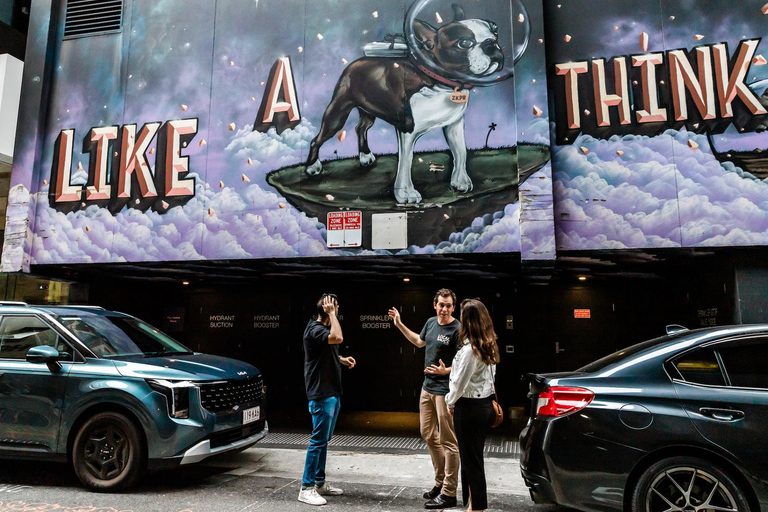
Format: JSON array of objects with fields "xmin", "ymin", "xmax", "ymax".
[
  {"xmin": 326, "ymin": 211, "xmax": 362, "ymax": 248},
  {"xmin": 697, "ymin": 307, "xmax": 718, "ymax": 327},
  {"xmin": 552, "ymin": 39, "xmax": 767, "ymax": 145},
  {"xmin": 360, "ymin": 314, "xmax": 392, "ymax": 329},
  {"xmin": 50, "ymin": 119, "xmax": 199, "ymax": 213},
  {"xmin": 253, "ymin": 314, "xmax": 280, "ymax": 329},
  {"xmin": 209, "ymin": 314, "xmax": 235, "ymax": 328},
  {"xmin": 574, "ymin": 309, "xmax": 591, "ymax": 319},
  {"xmin": 163, "ymin": 307, "xmax": 185, "ymax": 333}
]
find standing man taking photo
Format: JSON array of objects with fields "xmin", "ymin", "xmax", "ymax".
[
  {"xmin": 388, "ymin": 289, "xmax": 460, "ymax": 510},
  {"xmin": 299, "ymin": 293, "xmax": 357, "ymax": 506}
]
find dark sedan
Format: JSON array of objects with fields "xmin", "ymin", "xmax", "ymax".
[{"xmin": 520, "ymin": 324, "xmax": 768, "ymax": 512}]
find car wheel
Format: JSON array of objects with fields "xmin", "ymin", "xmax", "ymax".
[
  {"xmin": 632, "ymin": 456, "xmax": 750, "ymax": 512},
  {"xmin": 72, "ymin": 411, "xmax": 146, "ymax": 492}
]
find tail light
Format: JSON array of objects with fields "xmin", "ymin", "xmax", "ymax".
[{"xmin": 536, "ymin": 386, "xmax": 594, "ymax": 417}]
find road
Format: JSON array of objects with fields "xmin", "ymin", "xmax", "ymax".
[{"xmin": 0, "ymin": 446, "xmax": 564, "ymax": 512}]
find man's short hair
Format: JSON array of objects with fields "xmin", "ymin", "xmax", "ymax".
[
  {"xmin": 433, "ymin": 288, "xmax": 456, "ymax": 306},
  {"xmin": 316, "ymin": 293, "xmax": 338, "ymax": 320}
]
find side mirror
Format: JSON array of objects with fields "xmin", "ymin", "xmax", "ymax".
[{"xmin": 26, "ymin": 345, "xmax": 63, "ymax": 372}]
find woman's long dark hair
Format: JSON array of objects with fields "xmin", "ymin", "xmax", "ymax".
[{"xmin": 459, "ymin": 299, "xmax": 500, "ymax": 366}]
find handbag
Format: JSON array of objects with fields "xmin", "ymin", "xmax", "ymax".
[{"xmin": 491, "ymin": 383, "xmax": 503, "ymax": 428}]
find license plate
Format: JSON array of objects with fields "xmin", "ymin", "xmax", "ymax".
[{"xmin": 243, "ymin": 406, "xmax": 260, "ymax": 425}]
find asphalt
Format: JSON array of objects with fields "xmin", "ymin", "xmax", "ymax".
[{"xmin": 0, "ymin": 445, "xmax": 550, "ymax": 512}]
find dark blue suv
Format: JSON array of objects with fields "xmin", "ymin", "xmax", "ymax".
[{"xmin": 0, "ymin": 302, "xmax": 267, "ymax": 491}]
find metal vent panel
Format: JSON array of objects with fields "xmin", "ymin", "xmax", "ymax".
[{"xmin": 64, "ymin": 0, "xmax": 123, "ymax": 38}]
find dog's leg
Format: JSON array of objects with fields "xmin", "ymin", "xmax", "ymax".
[
  {"xmin": 356, "ymin": 109, "xmax": 376, "ymax": 167},
  {"xmin": 394, "ymin": 129, "xmax": 422, "ymax": 204},
  {"xmin": 305, "ymin": 97, "xmax": 354, "ymax": 175},
  {"xmin": 444, "ymin": 119, "xmax": 473, "ymax": 193}
]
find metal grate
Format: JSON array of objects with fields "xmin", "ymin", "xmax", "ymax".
[
  {"xmin": 199, "ymin": 376, "xmax": 264, "ymax": 413},
  {"xmin": 260, "ymin": 432, "xmax": 520, "ymax": 457},
  {"xmin": 64, "ymin": 0, "xmax": 123, "ymax": 38}
]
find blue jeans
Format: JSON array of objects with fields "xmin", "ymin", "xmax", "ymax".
[{"xmin": 302, "ymin": 396, "xmax": 341, "ymax": 489}]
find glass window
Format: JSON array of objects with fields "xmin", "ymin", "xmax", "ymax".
[
  {"xmin": 718, "ymin": 340, "xmax": 768, "ymax": 389},
  {"xmin": 579, "ymin": 332, "xmax": 688, "ymax": 373},
  {"xmin": 55, "ymin": 314, "xmax": 192, "ymax": 359},
  {"xmin": 0, "ymin": 316, "xmax": 67, "ymax": 360},
  {"xmin": 674, "ymin": 347, "xmax": 725, "ymax": 386}
]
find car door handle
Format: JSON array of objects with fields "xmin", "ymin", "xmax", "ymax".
[{"xmin": 699, "ymin": 407, "xmax": 745, "ymax": 421}]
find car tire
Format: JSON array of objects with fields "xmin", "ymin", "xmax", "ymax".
[
  {"xmin": 632, "ymin": 456, "xmax": 750, "ymax": 512},
  {"xmin": 72, "ymin": 411, "xmax": 146, "ymax": 492}
]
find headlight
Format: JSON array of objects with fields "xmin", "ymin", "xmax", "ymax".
[{"xmin": 147, "ymin": 379, "xmax": 194, "ymax": 419}]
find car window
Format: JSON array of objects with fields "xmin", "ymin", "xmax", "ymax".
[
  {"xmin": 674, "ymin": 347, "xmax": 726, "ymax": 386},
  {"xmin": 0, "ymin": 315, "xmax": 72, "ymax": 360},
  {"xmin": 55, "ymin": 314, "xmax": 192, "ymax": 359},
  {"xmin": 579, "ymin": 334, "xmax": 678, "ymax": 372},
  {"xmin": 717, "ymin": 339, "xmax": 768, "ymax": 389}
]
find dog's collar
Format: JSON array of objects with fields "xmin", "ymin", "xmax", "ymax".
[{"xmin": 413, "ymin": 62, "xmax": 473, "ymax": 90}]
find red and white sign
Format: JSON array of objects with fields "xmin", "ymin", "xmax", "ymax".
[
  {"xmin": 326, "ymin": 211, "xmax": 362, "ymax": 248},
  {"xmin": 326, "ymin": 212, "xmax": 345, "ymax": 247},
  {"xmin": 574, "ymin": 309, "xmax": 591, "ymax": 319},
  {"xmin": 344, "ymin": 211, "xmax": 362, "ymax": 247}
]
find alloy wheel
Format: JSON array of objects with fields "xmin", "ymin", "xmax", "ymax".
[
  {"xmin": 82, "ymin": 424, "xmax": 130, "ymax": 480},
  {"xmin": 646, "ymin": 466, "xmax": 739, "ymax": 512}
]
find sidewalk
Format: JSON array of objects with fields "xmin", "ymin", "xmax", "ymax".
[{"xmin": 203, "ymin": 445, "xmax": 530, "ymax": 497}]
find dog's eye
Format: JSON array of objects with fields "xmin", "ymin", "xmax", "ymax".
[
  {"xmin": 457, "ymin": 38, "xmax": 475, "ymax": 50},
  {"xmin": 490, "ymin": 22, "xmax": 498, "ymax": 35}
]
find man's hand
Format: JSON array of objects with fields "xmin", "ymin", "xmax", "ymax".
[
  {"xmin": 340, "ymin": 356, "xmax": 356, "ymax": 369},
  {"xmin": 387, "ymin": 307, "xmax": 401, "ymax": 325},
  {"xmin": 323, "ymin": 296, "xmax": 337, "ymax": 316},
  {"xmin": 424, "ymin": 359, "xmax": 450, "ymax": 375}
]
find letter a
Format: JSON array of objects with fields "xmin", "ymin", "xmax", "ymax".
[{"xmin": 254, "ymin": 57, "xmax": 301, "ymax": 135}]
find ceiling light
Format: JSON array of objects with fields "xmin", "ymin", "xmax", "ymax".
[
  {"xmin": 182, "ymin": 281, "xmax": 190, "ymax": 285},
  {"xmin": 578, "ymin": 276, "xmax": 587, "ymax": 281},
  {"xmin": 403, "ymin": 278, "xmax": 410, "ymax": 282}
]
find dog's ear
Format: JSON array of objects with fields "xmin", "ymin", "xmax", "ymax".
[
  {"xmin": 413, "ymin": 19, "xmax": 437, "ymax": 51},
  {"xmin": 451, "ymin": 4, "xmax": 466, "ymax": 22}
]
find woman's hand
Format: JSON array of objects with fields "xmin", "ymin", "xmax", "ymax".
[{"xmin": 424, "ymin": 359, "xmax": 450, "ymax": 375}]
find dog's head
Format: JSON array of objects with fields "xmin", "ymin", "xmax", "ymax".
[{"xmin": 414, "ymin": 4, "xmax": 504, "ymax": 78}]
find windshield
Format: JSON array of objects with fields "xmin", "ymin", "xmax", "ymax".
[{"xmin": 55, "ymin": 314, "xmax": 192, "ymax": 359}]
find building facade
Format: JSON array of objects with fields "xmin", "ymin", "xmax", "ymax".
[{"xmin": 4, "ymin": 0, "xmax": 768, "ymax": 412}]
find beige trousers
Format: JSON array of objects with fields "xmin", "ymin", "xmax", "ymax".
[{"xmin": 419, "ymin": 388, "xmax": 459, "ymax": 497}]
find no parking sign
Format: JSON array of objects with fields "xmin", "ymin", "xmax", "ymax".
[{"xmin": 326, "ymin": 211, "xmax": 362, "ymax": 248}]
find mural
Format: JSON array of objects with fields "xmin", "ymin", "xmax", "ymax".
[
  {"xmin": 547, "ymin": 0, "xmax": 768, "ymax": 249},
  {"xmin": 1, "ymin": 0, "xmax": 553, "ymax": 269}
]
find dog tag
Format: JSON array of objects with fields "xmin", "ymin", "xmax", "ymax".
[{"xmin": 450, "ymin": 87, "xmax": 469, "ymax": 104}]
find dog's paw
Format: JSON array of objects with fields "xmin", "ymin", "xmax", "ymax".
[
  {"xmin": 305, "ymin": 160, "xmax": 323, "ymax": 176},
  {"xmin": 451, "ymin": 174, "xmax": 473, "ymax": 193},
  {"xmin": 359, "ymin": 152, "xmax": 376, "ymax": 167},
  {"xmin": 395, "ymin": 187, "xmax": 422, "ymax": 204}
]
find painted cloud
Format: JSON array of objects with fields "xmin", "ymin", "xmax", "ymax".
[{"xmin": 555, "ymin": 130, "xmax": 768, "ymax": 249}]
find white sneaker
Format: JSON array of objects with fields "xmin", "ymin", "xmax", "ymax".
[
  {"xmin": 298, "ymin": 487, "xmax": 327, "ymax": 506},
  {"xmin": 316, "ymin": 481, "xmax": 344, "ymax": 496}
]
